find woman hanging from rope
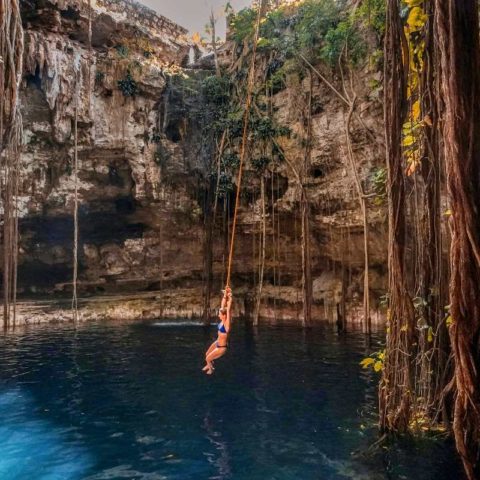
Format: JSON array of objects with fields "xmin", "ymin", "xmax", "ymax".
[
  {"xmin": 203, "ymin": 287, "xmax": 233, "ymax": 375},
  {"xmin": 201, "ymin": 0, "xmax": 265, "ymax": 376}
]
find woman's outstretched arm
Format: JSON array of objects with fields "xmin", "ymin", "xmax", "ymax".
[
  {"xmin": 225, "ymin": 288, "xmax": 233, "ymax": 330},
  {"xmin": 220, "ymin": 291, "xmax": 228, "ymax": 309}
]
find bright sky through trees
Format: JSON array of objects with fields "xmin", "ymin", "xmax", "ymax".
[{"xmin": 140, "ymin": 0, "xmax": 251, "ymax": 37}]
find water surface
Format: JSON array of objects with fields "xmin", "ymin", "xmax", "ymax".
[{"xmin": 0, "ymin": 321, "xmax": 462, "ymax": 479}]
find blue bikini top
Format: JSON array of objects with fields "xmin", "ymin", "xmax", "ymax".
[{"xmin": 218, "ymin": 322, "xmax": 227, "ymax": 334}]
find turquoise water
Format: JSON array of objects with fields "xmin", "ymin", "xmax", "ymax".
[{"xmin": 0, "ymin": 321, "xmax": 462, "ymax": 479}]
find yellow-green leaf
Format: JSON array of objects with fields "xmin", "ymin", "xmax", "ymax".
[
  {"xmin": 374, "ymin": 361, "xmax": 383, "ymax": 372},
  {"xmin": 360, "ymin": 357, "xmax": 375, "ymax": 368},
  {"xmin": 402, "ymin": 134, "xmax": 416, "ymax": 147},
  {"xmin": 446, "ymin": 315, "xmax": 454, "ymax": 328},
  {"xmin": 427, "ymin": 326, "xmax": 433, "ymax": 343},
  {"xmin": 407, "ymin": 7, "xmax": 428, "ymax": 31}
]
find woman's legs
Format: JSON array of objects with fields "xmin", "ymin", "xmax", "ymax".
[
  {"xmin": 205, "ymin": 341, "xmax": 217, "ymax": 358},
  {"xmin": 204, "ymin": 346, "xmax": 227, "ymax": 374},
  {"xmin": 202, "ymin": 341, "xmax": 218, "ymax": 371}
]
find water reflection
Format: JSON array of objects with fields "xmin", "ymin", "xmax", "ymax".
[
  {"xmin": 203, "ymin": 411, "xmax": 232, "ymax": 480},
  {"xmin": 0, "ymin": 321, "xmax": 463, "ymax": 480}
]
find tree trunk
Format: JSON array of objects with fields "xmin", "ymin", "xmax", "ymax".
[
  {"xmin": 417, "ymin": 0, "xmax": 449, "ymax": 422},
  {"xmin": 435, "ymin": 2, "xmax": 480, "ymax": 477},
  {"xmin": 379, "ymin": 0, "xmax": 416, "ymax": 433}
]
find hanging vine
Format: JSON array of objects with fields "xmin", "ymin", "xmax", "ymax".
[
  {"xmin": 1, "ymin": 0, "xmax": 24, "ymax": 328},
  {"xmin": 379, "ymin": 0, "xmax": 416, "ymax": 433},
  {"xmin": 72, "ymin": 62, "xmax": 80, "ymax": 322},
  {"xmin": 435, "ymin": 1, "xmax": 480, "ymax": 477}
]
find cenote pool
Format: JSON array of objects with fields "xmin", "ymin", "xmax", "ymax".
[{"xmin": 0, "ymin": 321, "xmax": 463, "ymax": 480}]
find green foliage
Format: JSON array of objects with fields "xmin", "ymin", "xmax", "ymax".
[
  {"xmin": 356, "ymin": 0, "xmax": 387, "ymax": 38},
  {"xmin": 217, "ymin": 172, "xmax": 235, "ymax": 197},
  {"xmin": 293, "ymin": 0, "xmax": 341, "ymax": 52},
  {"xmin": 251, "ymin": 156, "xmax": 270, "ymax": 172},
  {"xmin": 224, "ymin": 110, "xmax": 244, "ymax": 138},
  {"xmin": 321, "ymin": 19, "xmax": 366, "ymax": 66},
  {"xmin": 115, "ymin": 44, "xmax": 129, "ymax": 58},
  {"xmin": 369, "ymin": 166, "xmax": 387, "ymax": 205},
  {"xmin": 228, "ymin": 0, "xmax": 386, "ymax": 70},
  {"xmin": 118, "ymin": 71, "xmax": 138, "ymax": 97},
  {"xmin": 201, "ymin": 75, "xmax": 231, "ymax": 105},
  {"xmin": 229, "ymin": 7, "xmax": 257, "ymax": 43},
  {"xmin": 252, "ymin": 117, "xmax": 277, "ymax": 140},
  {"xmin": 221, "ymin": 152, "xmax": 240, "ymax": 171}
]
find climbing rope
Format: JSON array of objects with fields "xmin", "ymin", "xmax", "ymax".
[{"xmin": 225, "ymin": 0, "xmax": 266, "ymax": 288}]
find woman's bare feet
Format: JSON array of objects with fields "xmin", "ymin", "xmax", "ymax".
[{"xmin": 202, "ymin": 363, "xmax": 214, "ymax": 373}]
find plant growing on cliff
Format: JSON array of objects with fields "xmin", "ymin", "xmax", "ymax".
[
  {"xmin": 229, "ymin": 7, "xmax": 258, "ymax": 43},
  {"xmin": 369, "ymin": 166, "xmax": 387, "ymax": 205},
  {"xmin": 201, "ymin": 75, "xmax": 231, "ymax": 106},
  {"xmin": 115, "ymin": 44, "xmax": 130, "ymax": 58},
  {"xmin": 229, "ymin": 0, "xmax": 386, "ymax": 71},
  {"xmin": 118, "ymin": 71, "xmax": 139, "ymax": 97}
]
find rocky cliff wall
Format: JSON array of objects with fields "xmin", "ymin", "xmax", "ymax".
[{"xmin": 13, "ymin": 0, "xmax": 388, "ymax": 324}]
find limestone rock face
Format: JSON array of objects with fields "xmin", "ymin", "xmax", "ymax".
[{"xmin": 14, "ymin": 0, "xmax": 387, "ymax": 324}]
